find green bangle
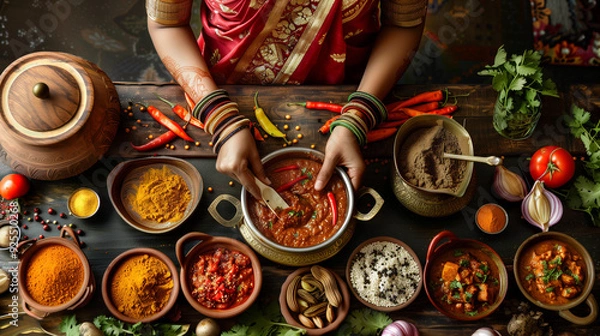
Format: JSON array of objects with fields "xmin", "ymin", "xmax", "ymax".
[
  {"xmin": 330, "ymin": 118, "xmax": 366, "ymax": 146},
  {"xmin": 348, "ymin": 91, "xmax": 388, "ymax": 122}
]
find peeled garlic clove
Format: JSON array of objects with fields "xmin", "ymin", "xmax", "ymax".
[
  {"xmin": 492, "ymin": 165, "xmax": 527, "ymax": 202},
  {"xmin": 521, "ymin": 180, "xmax": 563, "ymax": 231}
]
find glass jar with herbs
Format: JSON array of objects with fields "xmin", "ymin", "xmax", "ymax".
[{"xmin": 478, "ymin": 46, "xmax": 558, "ymax": 140}]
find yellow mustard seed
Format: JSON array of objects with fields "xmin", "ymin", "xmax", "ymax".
[
  {"xmin": 207, "ymin": 187, "xmax": 214, "ymax": 193},
  {"xmin": 148, "ymin": 134, "xmax": 154, "ymax": 140},
  {"xmin": 295, "ymin": 125, "xmax": 301, "ymax": 131},
  {"xmin": 131, "ymin": 126, "xmax": 137, "ymax": 131},
  {"xmin": 285, "ymin": 114, "xmax": 291, "ymax": 120},
  {"xmin": 297, "ymin": 133, "xmax": 303, "ymax": 139},
  {"xmin": 228, "ymin": 181, "xmax": 234, "ymax": 186},
  {"xmin": 169, "ymin": 145, "xmax": 175, "ymax": 150},
  {"xmin": 195, "ymin": 141, "xmax": 201, "ymax": 146},
  {"xmin": 292, "ymin": 139, "xmax": 298, "ymax": 144}
]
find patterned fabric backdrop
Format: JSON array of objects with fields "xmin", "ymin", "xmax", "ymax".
[{"xmin": 531, "ymin": 0, "xmax": 600, "ymax": 66}]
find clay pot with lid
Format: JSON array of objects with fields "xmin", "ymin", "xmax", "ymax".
[{"xmin": 0, "ymin": 51, "xmax": 120, "ymax": 180}]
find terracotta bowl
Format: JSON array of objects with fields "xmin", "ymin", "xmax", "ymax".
[
  {"xmin": 279, "ymin": 266, "xmax": 350, "ymax": 336},
  {"xmin": 176, "ymin": 232, "xmax": 262, "ymax": 319},
  {"xmin": 514, "ymin": 231, "xmax": 597, "ymax": 325},
  {"xmin": 107, "ymin": 156, "xmax": 203, "ymax": 234},
  {"xmin": 102, "ymin": 247, "xmax": 180, "ymax": 323},
  {"xmin": 18, "ymin": 227, "xmax": 95, "ymax": 319},
  {"xmin": 345, "ymin": 236, "xmax": 422, "ymax": 312},
  {"xmin": 423, "ymin": 230, "xmax": 508, "ymax": 321}
]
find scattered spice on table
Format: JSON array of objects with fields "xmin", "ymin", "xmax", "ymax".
[
  {"xmin": 110, "ymin": 254, "xmax": 173, "ymax": 319},
  {"xmin": 127, "ymin": 165, "xmax": 191, "ymax": 223},
  {"xmin": 477, "ymin": 204, "xmax": 507, "ymax": 233},
  {"xmin": 69, "ymin": 188, "xmax": 99, "ymax": 218},
  {"xmin": 25, "ymin": 244, "xmax": 84, "ymax": 306}
]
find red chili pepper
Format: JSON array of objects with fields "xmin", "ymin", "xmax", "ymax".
[
  {"xmin": 327, "ymin": 192, "xmax": 337, "ymax": 225},
  {"xmin": 146, "ymin": 105, "xmax": 194, "ymax": 142},
  {"xmin": 398, "ymin": 107, "xmax": 426, "ymax": 117},
  {"xmin": 288, "ymin": 101, "xmax": 343, "ymax": 113},
  {"xmin": 319, "ymin": 115, "xmax": 341, "ymax": 134},
  {"xmin": 131, "ymin": 130, "xmax": 177, "ymax": 151},
  {"xmin": 366, "ymin": 127, "xmax": 398, "ymax": 143},
  {"xmin": 395, "ymin": 89, "xmax": 447, "ymax": 108},
  {"xmin": 430, "ymin": 105, "xmax": 458, "ymax": 115},
  {"xmin": 156, "ymin": 95, "xmax": 204, "ymax": 129},
  {"xmin": 387, "ymin": 111, "xmax": 411, "ymax": 121},
  {"xmin": 378, "ymin": 119, "xmax": 408, "ymax": 129},
  {"xmin": 273, "ymin": 164, "xmax": 300, "ymax": 173},
  {"xmin": 276, "ymin": 174, "xmax": 308, "ymax": 192},
  {"xmin": 250, "ymin": 121, "xmax": 265, "ymax": 142}
]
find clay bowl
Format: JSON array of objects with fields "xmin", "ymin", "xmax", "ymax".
[
  {"xmin": 18, "ymin": 227, "xmax": 95, "ymax": 319},
  {"xmin": 107, "ymin": 156, "xmax": 203, "ymax": 234},
  {"xmin": 345, "ymin": 236, "xmax": 422, "ymax": 312},
  {"xmin": 176, "ymin": 232, "xmax": 262, "ymax": 319},
  {"xmin": 514, "ymin": 231, "xmax": 597, "ymax": 325},
  {"xmin": 423, "ymin": 230, "xmax": 508, "ymax": 321},
  {"xmin": 279, "ymin": 266, "xmax": 350, "ymax": 335},
  {"xmin": 102, "ymin": 247, "xmax": 179, "ymax": 323}
]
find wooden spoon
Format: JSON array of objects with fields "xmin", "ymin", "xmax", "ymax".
[
  {"xmin": 443, "ymin": 153, "xmax": 503, "ymax": 166},
  {"xmin": 254, "ymin": 177, "xmax": 289, "ymax": 215}
]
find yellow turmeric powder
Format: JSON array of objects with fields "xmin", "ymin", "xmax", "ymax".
[
  {"xmin": 127, "ymin": 165, "xmax": 191, "ymax": 223},
  {"xmin": 110, "ymin": 254, "xmax": 173, "ymax": 319}
]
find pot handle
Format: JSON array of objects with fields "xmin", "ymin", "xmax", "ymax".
[
  {"xmin": 59, "ymin": 226, "xmax": 82, "ymax": 249},
  {"xmin": 426, "ymin": 230, "xmax": 457, "ymax": 264},
  {"xmin": 353, "ymin": 187, "xmax": 385, "ymax": 222},
  {"xmin": 22, "ymin": 301, "xmax": 49, "ymax": 320},
  {"xmin": 558, "ymin": 293, "xmax": 598, "ymax": 325},
  {"xmin": 175, "ymin": 232, "xmax": 214, "ymax": 267},
  {"xmin": 69, "ymin": 276, "xmax": 96, "ymax": 311},
  {"xmin": 208, "ymin": 194, "xmax": 242, "ymax": 228}
]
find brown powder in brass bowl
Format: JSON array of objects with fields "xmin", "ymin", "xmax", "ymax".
[{"xmin": 398, "ymin": 125, "xmax": 466, "ymax": 192}]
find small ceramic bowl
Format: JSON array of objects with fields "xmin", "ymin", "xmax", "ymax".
[
  {"xmin": 176, "ymin": 232, "xmax": 262, "ymax": 319},
  {"xmin": 102, "ymin": 247, "xmax": 180, "ymax": 323},
  {"xmin": 514, "ymin": 231, "xmax": 597, "ymax": 325},
  {"xmin": 18, "ymin": 227, "xmax": 95, "ymax": 319},
  {"xmin": 345, "ymin": 236, "xmax": 422, "ymax": 312},
  {"xmin": 475, "ymin": 203, "xmax": 508, "ymax": 234},
  {"xmin": 67, "ymin": 187, "xmax": 101, "ymax": 219},
  {"xmin": 107, "ymin": 156, "xmax": 203, "ymax": 234},
  {"xmin": 279, "ymin": 266, "xmax": 350, "ymax": 336}
]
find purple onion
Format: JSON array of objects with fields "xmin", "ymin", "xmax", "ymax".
[
  {"xmin": 521, "ymin": 180, "xmax": 563, "ymax": 231},
  {"xmin": 471, "ymin": 327, "xmax": 501, "ymax": 336},
  {"xmin": 381, "ymin": 320, "xmax": 419, "ymax": 336}
]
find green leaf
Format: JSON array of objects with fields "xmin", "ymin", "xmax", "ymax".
[
  {"xmin": 574, "ymin": 176, "xmax": 600, "ymax": 209},
  {"xmin": 508, "ymin": 77, "xmax": 527, "ymax": 91},
  {"xmin": 491, "ymin": 72, "xmax": 508, "ymax": 92},
  {"xmin": 59, "ymin": 315, "xmax": 80, "ymax": 336},
  {"xmin": 337, "ymin": 308, "xmax": 392, "ymax": 336},
  {"xmin": 493, "ymin": 45, "xmax": 507, "ymax": 67},
  {"xmin": 222, "ymin": 325, "xmax": 250, "ymax": 336}
]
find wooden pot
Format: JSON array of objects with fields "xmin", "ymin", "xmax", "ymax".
[{"xmin": 0, "ymin": 52, "xmax": 120, "ymax": 180}]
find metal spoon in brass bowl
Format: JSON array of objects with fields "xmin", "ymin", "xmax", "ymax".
[{"xmin": 443, "ymin": 153, "xmax": 503, "ymax": 166}]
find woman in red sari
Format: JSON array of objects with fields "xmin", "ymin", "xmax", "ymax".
[{"xmin": 146, "ymin": 0, "xmax": 426, "ymax": 198}]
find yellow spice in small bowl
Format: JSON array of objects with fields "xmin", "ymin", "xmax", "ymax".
[{"xmin": 68, "ymin": 188, "xmax": 100, "ymax": 218}]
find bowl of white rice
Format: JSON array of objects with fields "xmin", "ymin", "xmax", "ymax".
[{"xmin": 345, "ymin": 236, "xmax": 422, "ymax": 312}]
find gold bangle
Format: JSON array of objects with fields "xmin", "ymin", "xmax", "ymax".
[
  {"xmin": 381, "ymin": 0, "xmax": 427, "ymax": 27},
  {"xmin": 146, "ymin": 0, "xmax": 192, "ymax": 26}
]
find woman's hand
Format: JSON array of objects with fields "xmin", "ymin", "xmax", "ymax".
[
  {"xmin": 215, "ymin": 128, "xmax": 266, "ymax": 199},
  {"xmin": 315, "ymin": 126, "xmax": 365, "ymax": 191}
]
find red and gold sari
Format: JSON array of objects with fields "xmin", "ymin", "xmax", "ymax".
[{"xmin": 198, "ymin": 0, "xmax": 382, "ymax": 85}]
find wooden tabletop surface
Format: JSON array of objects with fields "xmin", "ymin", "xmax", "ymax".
[{"xmin": 1, "ymin": 83, "xmax": 599, "ymax": 335}]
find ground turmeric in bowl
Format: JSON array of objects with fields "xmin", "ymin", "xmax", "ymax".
[
  {"xmin": 476, "ymin": 203, "xmax": 508, "ymax": 234},
  {"xmin": 68, "ymin": 188, "xmax": 100, "ymax": 218}
]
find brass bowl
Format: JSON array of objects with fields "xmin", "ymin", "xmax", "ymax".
[
  {"xmin": 107, "ymin": 156, "xmax": 203, "ymax": 234},
  {"xmin": 513, "ymin": 232, "xmax": 597, "ymax": 325},
  {"xmin": 102, "ymin": 247, "xmax": 179, "ymax": 323}
]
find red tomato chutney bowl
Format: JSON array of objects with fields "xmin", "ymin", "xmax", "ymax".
[
  {"xmin": 423, "ymin": 230, "xmax": 508, "ymax": 321},
  {"xmin": 101, "ymin": 247, "xmax": 179, "ymax": 323},
  {"xmin": 176, "ymin": 232, "xmax": 262, "ymax": 319},
  {"xmin": 513, "ymin": 231, "xmax": 597, "ymax": 325},
  {"xmin": 208, "ymin": 148, "xmax": 383, "ymax": 266}
]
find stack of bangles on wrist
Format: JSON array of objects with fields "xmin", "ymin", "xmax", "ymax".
[
  {"xmin": 192, "ymin": 89, "xmax": 251, "ymax": 154},
  {"xmin": 330, "ymin": 91, "xmax": 388, "ymax": 146}
]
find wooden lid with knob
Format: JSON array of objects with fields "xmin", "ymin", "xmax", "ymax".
[{"xmin": 0, "ymin": 52, "xmax": 120, "ymax": 180}]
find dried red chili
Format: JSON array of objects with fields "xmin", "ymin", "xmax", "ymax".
[
  {"xmin": 145, "ymin": 105, "xmax": 194, "ymax": 142},
  {"xmin": 319, "ymin": 115, "xmax": 341, "ymax": 134},
  {"xmin": 288, "ymin": 101, "xmax": 343, "ymax": 113},
  {"xmin": 131, "ymin": 130, "xmax": 177, "ymax": 151},
  {"xmin": 156, "ymin": 95, "xmax": 204, "ymax": 129}
]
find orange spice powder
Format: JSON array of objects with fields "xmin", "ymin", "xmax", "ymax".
[
  {"xmin": 25, "ymin": 244, "xmax": 85, "ymax": 306},
  {"xmin": 477, "ymin": 204, "xmax": 507, "ymax": 233}
]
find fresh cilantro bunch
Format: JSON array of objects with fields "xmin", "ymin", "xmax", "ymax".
[
  {"xmin": 221, "ymin": 301, "xmax": 305, "ymax": 336},
  {"xmin": 334, "ymin": 308, "xmax": 392, "ymax": 336},
  {"xmin": 565, "ymin": 105, "xmax": 600, "ymax": 226},
  {"xmin": 59, "ymin": 315, "xmax": 190, "ymax": 336},
  {"xmin": 478, "ymin": 45, "xmax": 558, "ymax": 137}
]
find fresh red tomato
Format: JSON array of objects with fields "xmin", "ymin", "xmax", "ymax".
[
  {"xmin": 0, "ymin": 173, "xmax": 31, "ymax": 200},
  {"xmin": 529, "ymin": 146, "xmax": 575, "ymax": 188}
]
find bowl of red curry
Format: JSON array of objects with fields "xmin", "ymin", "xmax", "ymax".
[
  {"xmin": 238, "ymin": 148, "xmax": 381, "ymax": 266},
  {"xmin": 514, "ymin": 231, "xmax": 597, "ymax": 325},
  {"xmin": 175, "ymin": 232, "xmax": 262, "ymax": 319},
  {"xmin": 423, "ymin": 230, "xmax": 508, "ymax": 321}
]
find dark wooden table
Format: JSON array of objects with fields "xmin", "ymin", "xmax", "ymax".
[{"xmin": 1, "ymin": 83, "xmax": 599, "ymax": 335}]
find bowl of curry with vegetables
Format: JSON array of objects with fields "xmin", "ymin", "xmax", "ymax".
[
  {"xmin": 514, "ymin": 231, "xmax": 597, "ymax": 325},
  {"xmin": 423, "ymin": 230, "xmax": 508, "ymax": 321}
]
